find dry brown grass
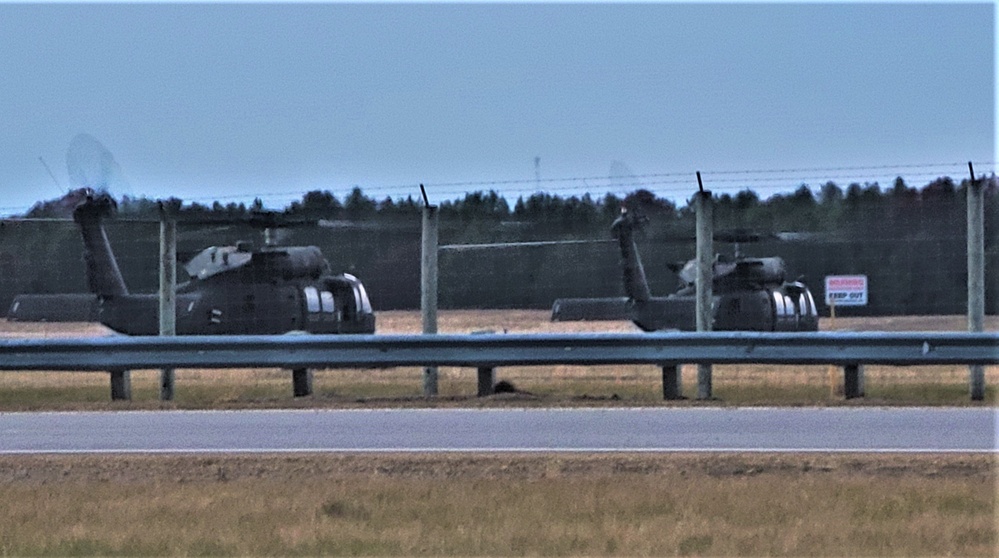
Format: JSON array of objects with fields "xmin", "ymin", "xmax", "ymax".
[
  {"xmin": 0, "ymin": 453, "xmax": 993, "ymax": 556},
  {"xmin": 1, "ymin": 312, "xmax": 996, "ymax": 409}
]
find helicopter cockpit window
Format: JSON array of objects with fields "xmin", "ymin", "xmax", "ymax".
[
  {"xmin": 802, "ymin": 290, "xmax": 817, "ymax": 317},
  {"xmin": 304, "ymin": 286, "xmax": 338, "ymax": 316},
  {"xmin": 320, "ymin": 290, "xmax": 335, "ymax": 314},
  {"xmin": 772, "ymin": 291, "xmax": 786, "ymax": 316},
  {"xmin": 303, "ymin": 287, "xmax": 321, "ymax": 313},
  {"xmin": 342, "ymin": 273, "xmax": 373, "ymax": 315},
  {"xmin": 355, "ymin": 283, "xmax": 372, "ymax": 315}
]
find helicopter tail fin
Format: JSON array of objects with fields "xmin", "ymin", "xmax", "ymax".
[
  {"xmin": 611, "ymin": 209, "xmax": 652, "ymax": 303},
  {"xmin": 72, "ymin": 193, "xmax": 128, "ymax": 297}
]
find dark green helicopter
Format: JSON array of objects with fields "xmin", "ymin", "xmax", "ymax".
[
  {"xmin": 70, "ymin": 191, "xmax": 375, "ymax": 336},
  {"xmin": 552, "ymin": 207, "xmax": 819, "ymax": 332},
  {"xmin": 8, "ymin": 133, "xmax": 373, "ymax": 335}
]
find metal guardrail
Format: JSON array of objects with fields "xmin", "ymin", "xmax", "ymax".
[
  {"xmin": 1, "ymin": 332, "xmax": 995, "ymax": 400},
  {"xmin": 1, "ymin": 331, "xmax": 997, "ymax": 370}
]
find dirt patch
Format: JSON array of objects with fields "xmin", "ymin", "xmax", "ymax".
[{"xmin": 0, "ymin": 453, "xmax": 992, "ymax": 486}]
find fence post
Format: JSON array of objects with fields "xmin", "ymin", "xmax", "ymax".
[
  {"xmin": 159, "ymin": 206, "xmax": 177, "ymax": 401},
  {"xmin": 662, "ymin": 364, "xmax": 683, "ymax": 400},
  {"xmin": 695, "ymin": 176, "xmax": 714, "ymax": 400},
  {"xmin": 110, "ymin": 369, "xmax": 131, "ymax": 401},
  {"xmin": 967, "ymin": 163, "xmax": 986, "ymax": 401},
  {"xmin": 421, "ymin": 189, "xmax": 439, "ymax": 397}
]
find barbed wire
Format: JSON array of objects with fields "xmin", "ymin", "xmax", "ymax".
[
  {"xmin": 289, "ymin": 161, "xmax": 996, "ymax": 200},
  {"xmin": 2, "ymin": 160, "xmax": 994, "ymax": 215}
]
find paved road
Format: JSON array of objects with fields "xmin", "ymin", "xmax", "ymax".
[{"xmin": 0, "ymin": 408, "xmax": 994, "ymax": 453}]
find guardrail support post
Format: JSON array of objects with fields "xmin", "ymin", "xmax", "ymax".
[
  {"xmin": 110, "ymin": 369, "xmax": 131, "ymax": 401},
  {"xmin": 697, "ymin": 365, "xmax": 713, "ymax": 400},
  {"xmin": 843, "ymin": 364, "xmax": 865, "ymax": 399},
  {"xmin": 662, "ymin": 364, "xmax": 682, "ymax": 400},
  {"xmin": 477, "ymin": 367, "xmax": 495, "ymax": 396},
  {"xmin": 969, "ymin": 367, "xmax": 986, "ymax": 402},
  {"xmin": 292, "ymin": 368, "xmax": 313, "ymax": 397},
  {"xmin": 160, "ymin": 369, "xmax": 175, "ymax": 401}
]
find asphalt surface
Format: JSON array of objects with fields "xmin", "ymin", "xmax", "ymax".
[{"xmin": 0, "ymin": 407, "xmax": 995, "ymax": 453}]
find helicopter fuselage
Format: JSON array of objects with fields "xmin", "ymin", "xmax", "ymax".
[
  {"xmin": 73, "ymin": 193, "xmax": 376, "ymax": 336},
  {"xmin": 95, "ymin": 274, "xmax": 375, "ymax": 336},
  {"xmin": 613, "ymin": 209, "xmax": 819, "ymax": 332},
  {"xmin": 627, "ymin": 282, "xmax": 818, "ymax": 332}
]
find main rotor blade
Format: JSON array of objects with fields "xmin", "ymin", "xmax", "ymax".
[{"xmin": 439, "ymin": 239, "xmax": 614, "ymax": 251}]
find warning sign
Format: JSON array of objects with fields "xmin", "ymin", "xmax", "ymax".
[{"xmin": 825, "ymin": 275, "xmax": 868, "ymax": 306}]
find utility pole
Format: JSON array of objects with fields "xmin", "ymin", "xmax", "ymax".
[
  {"xmin": 966, "ymin": 162, "xmax": 985, "ymax": 401},
  {"xmin": 420, "ymin": 184, "xmax": 439, "ymax": 397},
  {"xmin": 695, "ymin": 172, "xmax": 714, "ymax": 400}
]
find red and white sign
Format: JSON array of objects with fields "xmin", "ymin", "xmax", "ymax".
[{"xmin": 825, "ymin": 275, "xmax": 868, "ymax": 306}]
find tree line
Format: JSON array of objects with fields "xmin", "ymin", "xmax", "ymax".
[{"xmin": 25, "ymin": 176, "xmax": 993, "ymax": 235}]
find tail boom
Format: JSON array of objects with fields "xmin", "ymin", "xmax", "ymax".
[{"xmin": 72, "ymin": 193, "xmax": 128, "ymax": 297}]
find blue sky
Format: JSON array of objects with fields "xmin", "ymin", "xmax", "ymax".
[{"xmin": 0, "ymin": 2, "xmax": 994, "ymax": 215}]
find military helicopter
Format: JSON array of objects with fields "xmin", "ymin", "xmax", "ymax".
[
  {"xmin": 7, "ymin": 133, "xmax": 375, "ymax": 335},
  {"xmin": 552, "ymin": 207, "xmax": 819, "ymax": 332},
  {"xmin": 69, "ymin": 191, "xmax": 375, "ymax": 336}
]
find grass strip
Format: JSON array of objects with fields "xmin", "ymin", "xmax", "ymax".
[{"xmin": 0, "ymin": 453, "xmax": 993, "ymax": 556}]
